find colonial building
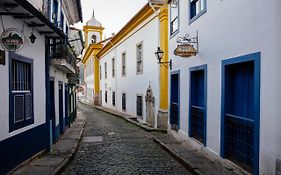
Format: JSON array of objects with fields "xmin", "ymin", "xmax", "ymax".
[
  {"xmin": 0, "ymin": 0, "xmax": 82, "ymax": 173},
  {"xmin": 166, "ymin": 0, "xmax": 281, "ymax": 174},
  {"xmin": 82, "ymin": 4, "xmax": 170, "ymax": 128}
]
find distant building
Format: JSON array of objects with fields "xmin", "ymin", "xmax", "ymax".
[
  {"xmin": 0, "ymin": 0, "xmax": 82, "ymax": 173},
  {"xmin": 82, "ymin": 4, "xmax": 170, "ymax": 128}
]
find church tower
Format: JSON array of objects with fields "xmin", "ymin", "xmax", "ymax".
[{"xmin": 83, "ymin": 10, "xmax": 104, "ymax": 48}]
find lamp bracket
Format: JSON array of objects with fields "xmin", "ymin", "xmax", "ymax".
[
  {"xmin": 176, "ymin": 31, "xmax": 198, "ymax": 44},
  {"xmin": 158, "ymin": 60, "xmax": 172, "ymax": 70}
]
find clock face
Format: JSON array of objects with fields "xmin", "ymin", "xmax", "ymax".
[{"xmin": 91, "ymin": 35, "xmax": 97, "ymax": 43}]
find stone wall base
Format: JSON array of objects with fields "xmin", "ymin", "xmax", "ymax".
[
  {"xmin": 157, "ymin": 110, "xmax": 168, "ymax": 130},
  {"xmin": 93, "ymin": 93, "xmax": 100, "ymax": 106}
]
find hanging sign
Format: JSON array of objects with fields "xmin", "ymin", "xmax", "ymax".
[{"xmin": 0, "ymin": 28, "xmax": 24, "ymax": 52}]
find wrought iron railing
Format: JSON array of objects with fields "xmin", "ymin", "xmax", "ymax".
[
  {"xmin": 190, "ymin": 105, "xmax": 204, "ymax": 143},
  {"xmin": 51, "ymin": 44, "xmax": 77, "ymax": 69},
  {"xmin": 224, "ymin": 114, "xmax": 254, "ymax": 172}
]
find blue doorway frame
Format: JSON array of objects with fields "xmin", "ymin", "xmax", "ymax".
[
  {"xmin": 58, "ymin": 82, "xmax": 64, "ymax": 134},
  {"xmin": 189, "ymin": 65, "xmax": 207, "ymax": 146},
  {"xmin": 221, "ymin": 52, "xmax": 260, "ymax": 175},
  {"xmin": 170, "ymin": 70, "xmax": 180, "ymax": 131},
  {"xmin": 50, "ymin": 79, "xmax": 56, "ymax": 144}
]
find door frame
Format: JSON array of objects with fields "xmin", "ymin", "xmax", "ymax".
[
  {"xmin": 170, "ymin": 70, "xmax": 180, "ymax": 129},
  {"xmin": 189, "ymin": 64, "xmax": 207, "ymax": 146},
  {"xmin": 58, "ymin": 81, "xmax": 64, "ymax": 134},
  {"xmin": 221, "ymin": 52, "xmax": 260, "ymax": 175}
]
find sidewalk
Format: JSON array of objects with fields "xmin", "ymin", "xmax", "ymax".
[
  {"xmin": 88, "ymin": 103, "xmax": 248, "ymax": 175},
  {"xmin": 11, "ymin": 110, "xmax": 86, "ymax": 175}
]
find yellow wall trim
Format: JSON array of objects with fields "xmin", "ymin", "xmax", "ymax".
[
  {"xmin": 82, "ymin": 44, "xmax": 103, "ymax": 64},
  {"xmin": 96, "ymin": 3, "xmax": 159, "ymax": 59}
]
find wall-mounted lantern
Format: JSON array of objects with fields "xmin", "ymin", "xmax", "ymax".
[
  {"xmin": 155, "ymin": 47, "xmax": 172, "ymax": 70},
  {"xmin": 29, "ymin": 33, "xmax": 36, "ymax": 44},
  {"xmin": 174, "ymin": 31, "xmax": 199, "ymax": 58}
]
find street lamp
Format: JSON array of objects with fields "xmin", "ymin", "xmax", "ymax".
[{"xmin": 155, "ymin": 47, "xmax": 172, "ymax": 70}]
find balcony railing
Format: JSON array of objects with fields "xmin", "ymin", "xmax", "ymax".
[{"xmin": 50, "ymin": 43, "xmax": 77, "ymax": 73}]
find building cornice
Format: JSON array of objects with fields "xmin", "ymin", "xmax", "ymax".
[
  {"xmin": 82, "ymin": 44, "xmax": 103, "ymax": 64},
  {"xmin": 96, "ymin": 3, "xmax": 159, "ymax": 59}
]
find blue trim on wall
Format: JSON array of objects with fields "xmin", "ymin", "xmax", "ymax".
[
  {"xmin": 220, "ymin": 52, "xmax": 260, "ymax": 175},
  {"xmin": 170, "ymin": 70, "xmax": 180, "ymax": 128},
  {"xmin": 189, "ymin": 0, "xmax": 207, "ymax": 24},
  {"xmin": 189, "ymin": 64, "xmax": 207, "ymax": 146},
  {"xmin": 9, "ymin": 53, "xmax": 34, "ymax": 132},
  {"xmin": 0, "ymin": 124, "xmax": 47, "ymax": 174},
  {"xmin": 169, "ymin": 0, "xmax": 180, "ymax": 38}
]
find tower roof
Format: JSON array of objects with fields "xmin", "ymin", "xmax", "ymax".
[{"xmin": 86, "ymin": 10, "xmax": 102, "ymax": 27}]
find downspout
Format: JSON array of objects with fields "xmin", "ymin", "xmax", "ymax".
[{"xmin": 45, "ymin": 37, "xmax": 51, "ymax": 151}]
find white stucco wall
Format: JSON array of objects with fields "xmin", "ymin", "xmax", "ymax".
[
  {"xmin": 50, "ymin": 66, "xmax": 68, "ymax": 126},
  {"xmin": 0, "ymin": 15, "xmax": 46, "ymax": 141},
  {"xmin": 99, "ymin": 14, "xmax": 160, "ymax": 124},
  {"xmin": 85, "ymin": 58, "xmax": 94, "ymax": 102},
  {"xmin": 28, "ymin": 0, "xmax": 44, "ymax": 11},
  {"xmin": 168, "ymin": 0, "xmax": 281, "ymax": 174}
]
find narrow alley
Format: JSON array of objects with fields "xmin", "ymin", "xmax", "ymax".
[{"xmin": 61, "ymin": 103, "xmax": 192, "ymax": 175}]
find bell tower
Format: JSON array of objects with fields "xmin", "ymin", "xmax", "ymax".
[{"xmin": 83, "ymin": 10, "xmax": 104, "ymax": 48}]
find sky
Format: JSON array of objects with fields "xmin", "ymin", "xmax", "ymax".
[{"xmin": 74, "ymin": 0, "xmax": 148, "ymax": 39}]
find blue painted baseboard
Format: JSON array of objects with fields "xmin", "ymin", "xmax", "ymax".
[{"xmin": 0, "ymin": 124, "xmax": 48, "ymax": 174}]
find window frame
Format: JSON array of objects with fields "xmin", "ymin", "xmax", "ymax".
[
  {"xmin": 112, "ymin": 57, "xmax": 115, "ymax": 77},
  {"xmin": 136, "ymin": 42, "xmax": 143, "ymax": 75},
  {"xmin": 122, "ymin": 93, "xmax": 126, "ymax": 111},
  {"xmin": 105, "ymin": 90, "xmax": 107, "ymax": 103},
  {"xmin": 99, "ymin": 65, "xmax": 102, "ymax": 79},
  {"xmin": 9, "ymin": 53, "xmax": 34, "ymax": 132},
  {"xmin": 189, "ymin": 0, "xmax": 207, "ymax": 24},
  {"xmin": 121, "ymin": 51, "xmax": 126, "ymax": 77},
  {"xmin": 136, "ymin": 94, "xmax": 143, "ymax": 118},
  {"xmin": 112, "ymin": 91, "xmax": 115, "ymax": 106},
  {"xmin": 170, "ymin": 0, "xmax": 180, "ymax": 37},
  {"xmin": 104, "ymin": 62, "xmax": 107, "ymax": 79}
]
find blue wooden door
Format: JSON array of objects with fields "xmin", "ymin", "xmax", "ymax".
[
  {"xmin": 65, "ymin": 85, "xmax": 69, "ymax": 127},
  {"xmin": 50, "ymin": 80, "xmax": 56, "ymax": 143},
  {"xmin": 170, "ymin": 72, "xmax": 180, "ymax": 130},
  {"xmin": 224, "ymin": 61, "xmax": 254, "ymax": 172},
  {"xmin": 59, "ymin": 83, "xmax": 64, "ymax": 134},
  {"xmin": 189, "ymin": 67, "xmax": 206, "ymax": 145}
]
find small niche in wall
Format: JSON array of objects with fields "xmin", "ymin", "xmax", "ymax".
[{"xmin": 0, "ymin": 50, "xmax": 5, "ymax": 65}]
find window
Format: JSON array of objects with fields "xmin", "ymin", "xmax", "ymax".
[
  {"xmin": 136, "ymin": 95, "xmax": 143, "ymax": 118},
  {"xmin": 92, "ymin": 35, "xmax": 97, "ymax": 44},
  {"xmin": 52, "ymin": 0, "xmax": 59, "ymax": 26},
  {"xmin": 105, "ymin": 91, "xmax": 107, "ymax": 103},
  {"xmin": 112, "ymin": 58, "xmax": 115, "ymax": 77},
  {"xmin": 112, "ymin": 92, "xmax": 115, "ymax": 106},
  {"xmin": 122, "ymin": 52, "xmax": 126, "ymax": 76},
  {"xmin": 9, "ymin": 53, "xmax": 34, "ymax": 132},
  {"xmin": 60, "ymin": 11, "xmax": 64, "ymax": 30},
  {"xmin": 136, "ymin": 43, "xmax": 143, "ymax": 74},
  {"xmin": 122, "ymin": 93, "xmax": 126, "ymax": 111},
  {"xmin": 104, "ymin": 62, "xmax": 107, "ymax": 79},
  {"xmin": 99, "ymin": 65, "xmax": 102, "ymax": 79},
  {"xmin": 190, "ymin": 0, "xmax": 206, "ymax": 23},
  {"xmin": 170, "ymin": 0, "xmax": 179, "ymax": 36}
]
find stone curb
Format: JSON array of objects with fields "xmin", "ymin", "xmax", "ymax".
[
  {"xmin": 53, "ymin": 114, "xmax": 86, "ymax": 175},
  {"xmin": 153, "ymin": 137, "xmax": 199, "ymax": 175},
  {"xmin": 79, "ymin": 100, "xmax": 166, "ymax": 133}
]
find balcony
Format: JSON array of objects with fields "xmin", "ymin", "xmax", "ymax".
[{"xmin": 50, "ymin": 44, "xmax": 77, "ymax": 73}]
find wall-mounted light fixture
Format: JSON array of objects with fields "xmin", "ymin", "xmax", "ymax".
[
  {"xmin": 29, "ymin": 27, "xmax": 36, "ymax": 44},
  {"xmin": 155, "ymin": 47, "xmax": 172, "ymax": 70},
  {"xmin": 174, "ymin": 31, "xmax": 199, "ymax": 58}
]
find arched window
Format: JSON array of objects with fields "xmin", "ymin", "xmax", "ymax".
[{"xmin": 91, "ymin": 35, "xmax": 97, "ymax": 43}]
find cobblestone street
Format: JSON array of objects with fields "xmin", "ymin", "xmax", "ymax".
[{"xmin": 61, "ymin": 103, "xmax": 192, "ymax": 175}]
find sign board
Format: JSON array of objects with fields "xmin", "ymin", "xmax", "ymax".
[
  {"xmin": 0, "ymin": 50, "xmax": 5, "ymax": 65},
  {"xmin": 0, "ymin": 28, "xmax": 24, "ymax": 52}
]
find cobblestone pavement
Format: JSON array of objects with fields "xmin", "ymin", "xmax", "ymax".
[{"xmin": 61, "ymin": 103, "xmax": 192, "ymax": 175}]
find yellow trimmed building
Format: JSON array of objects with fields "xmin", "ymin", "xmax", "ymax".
[{"xmin": 82, "ymin": 3, "xmax": 169, "ymax": 129}]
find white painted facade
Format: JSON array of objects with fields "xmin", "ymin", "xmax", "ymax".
[
  {"xmin": 99, "ymin": 14, "xmax": 160, "ymax": 124},
  {"xmin": 84, "ymin": 58, "xmax": 94, "ymax": 103},
  {"xmin": 0, "ymin": 15, "xmax": 46, "ymax": 141},
  {"xmin": 168, "ymin": 0, "xmax": 281, "ymax": 174}
]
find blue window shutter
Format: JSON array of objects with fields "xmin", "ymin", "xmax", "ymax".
[
  {"xmin": 14, "ymin": 93, "xmax": 25, "ymax": 123},
  {"xmin": 25, "ymin": 92, "xmax": 32, "ymax": 120}
]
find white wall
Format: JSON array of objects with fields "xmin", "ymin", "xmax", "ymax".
[
  {"xmin": 168, "ymin": 0, "xmax": 281, "ymax": 174},
  {"xmin": 99, "ymin": 15, "xmax": 160, "ymax": 124},
  {"xmin": 0, "ymin": 15, "xmax": 46, "ymax": 140},
  {"xmin": 28, "ymin": 0, "xmax": 44, "ymax": 11},
  {"xmin": 50, "ymin": 66, "xmax": 68, "ymax": 126},
  {"xmin": 85, "ymin": 58, "xmax": 94, "ymax": 102}
]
